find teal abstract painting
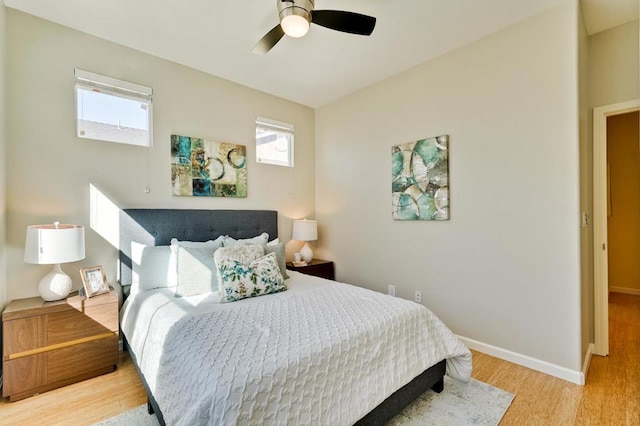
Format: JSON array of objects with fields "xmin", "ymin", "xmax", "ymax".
[
  {"xmin": 171, "ymin": 134, "xmax": 247, "ymax": 197},
  {"xmin": 392, "ymin": 135, "xmax": 449, "ymax": 220}
]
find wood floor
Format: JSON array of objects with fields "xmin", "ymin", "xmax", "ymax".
[
  {"xmin": 475, "ymin": 292, "xmax": 640, "ymax": 425},
  {"xmin": 0, "ymin": 292, "xmax": 637, "ymax": 425}
]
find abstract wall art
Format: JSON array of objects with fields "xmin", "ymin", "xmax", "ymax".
[
  {"xmin": 392, "ymin": 135, "xmax": 449, "ymax": 220},
  {"xmin": 171, "ymin": 134, "xmax": 247, "ymax": 197}
]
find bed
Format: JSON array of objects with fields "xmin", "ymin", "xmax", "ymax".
[{"xmin": 118, "ymin": 209, "xmax": 471, "ymax": 425}]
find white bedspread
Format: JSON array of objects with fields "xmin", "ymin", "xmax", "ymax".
[{"xmin": 120, "ymin": 271, "xmax": 471, "ymax": 426}]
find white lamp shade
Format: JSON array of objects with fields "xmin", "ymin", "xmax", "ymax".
[
  {"xmin": 24, "ymin": 223, "xmax": 86, "ymax": 264},
  {"xmin": 292, "ymin": 219, "xmax": 317, "ymax": 242}
]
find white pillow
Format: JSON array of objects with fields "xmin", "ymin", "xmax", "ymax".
[
  {"xmin": 222, "ymin": 232, "xmax": 269, "ymax": 247},
  {"xmin": 230, "ymin": 236, "xmax": 286, "ymax": 278},
  {"xmin": 131, "ymin": 242, "xmax": 177, "ymax": 294},
  {"xmin": 175, "ymin": 245, "xmax": 220, "ymax": 297},
  {"xmin": 264, "ymin": 241, "xmax": 289, "ymax": 279},
  {"xmin": 170, "ymin": 236, "xmax": 224, "ymax": 251}
]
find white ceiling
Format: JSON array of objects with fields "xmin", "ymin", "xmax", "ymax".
[
  {"xmin": 4, "ymin": 0, "xmax": 638, "ymax": 108},
  {"xmin": 581, "ymin": 0, "xmax": 639, "ymax": 35}
]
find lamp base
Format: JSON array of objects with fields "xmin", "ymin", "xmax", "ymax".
[
  {"xmin": 39, "ymin": 264, "xmax": 72, "ymax": 301},
  {"xmin": 300, "ymin": 242, "xmax": 314, "ymax": 263}
]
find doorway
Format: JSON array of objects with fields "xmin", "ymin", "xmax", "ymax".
[
  {"xmin": 593, "ymin": 99, "xmax": 640, "ymax": 356},
  {"xmin": 607, "ymin": 111, "xmax": 640, "ymax": 294}
]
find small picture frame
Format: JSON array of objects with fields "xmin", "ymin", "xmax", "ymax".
[{"xmin": 80, "ymin": 266, "xmax": 110, "ymax": 298}]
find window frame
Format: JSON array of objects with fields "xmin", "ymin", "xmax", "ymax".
[
  {"xmin": 74, "ymin": 69, "xmax": 153, "ymax": 147},
  {"xmin": 256, "ymin": 116, "xmax": 295, "ymax": 167}
]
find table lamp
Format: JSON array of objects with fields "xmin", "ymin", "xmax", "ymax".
[
  {"xmin": 24, "ymin": 222, "xmax": 86, "ymax": 301},
  {"xmin": 292, "ymin": 219, "xmax": 317, "ymax": 262}
]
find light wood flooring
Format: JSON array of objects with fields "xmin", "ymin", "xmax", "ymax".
[{"xmin": 0, "ymin": 292, "xmax": 638, "ymax": 425}]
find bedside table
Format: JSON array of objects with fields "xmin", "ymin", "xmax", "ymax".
[
  {"xmin": 2, "ymin": 290, "xmax": 119, "ymax": 401},
  {"xmin": 287, "ymin": 259, "xmax": 335, "ymax": 280}
]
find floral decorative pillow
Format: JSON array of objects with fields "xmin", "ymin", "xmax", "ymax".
[
  {"xmin": 214, "ymin": 245, "xmax": 265, "ymax": 292},
  {"xmin": 217, "ymin": 252, "xmax": 286, "ymax": 302}
]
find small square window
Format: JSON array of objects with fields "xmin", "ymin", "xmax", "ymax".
[
  {"xmin": 256, "ymin": 117, "xmax": 294, "ymax": 167},
  {"xmin": 75, "ymin": 69, "xmax": 153, "ymax": 147}
]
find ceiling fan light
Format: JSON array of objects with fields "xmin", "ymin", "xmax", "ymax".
[{"xmin": 281, "ymin": 14, "xmax": 310, "ymax": 38}]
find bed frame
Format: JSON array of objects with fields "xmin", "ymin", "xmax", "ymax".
[{"xmin": 118, "ymin": 208, "xmax": 445, "ymax": 425}]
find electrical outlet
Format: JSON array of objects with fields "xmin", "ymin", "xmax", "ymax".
[
  {"xmin": 414, "ymin": 290, "xmax": 422, "ymax": 304},
  {"xmin": 388, "ymin": 285, "xmax": 396, "ymax": 297}
]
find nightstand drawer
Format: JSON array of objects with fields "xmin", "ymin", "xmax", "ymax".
[
  {"xmin": 47, "ymin": 336, "xmax": 118, "ymax": 383},
  {"xmin": 287, "ymin": 259, "xmax": 335, "ymax": 280},
  {"xmin": 3, "ymin": 354, "xmax": 46, "ymax": 396},
  {"xmin": 3, "ymin": 316, "xmax": 45, "ymax": 357}
]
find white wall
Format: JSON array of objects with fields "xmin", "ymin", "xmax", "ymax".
[
  {"xmin": 316, "ymin": 2, "xmax": 583, "ymax": 373},
  {"xmin": 0, "ymin": 3, "xmax": 7, "ymax": 310},
  {"xmin": 5, "ymin": 10, "xmax": 315, "ymax": 301},
  {"xmin": 588, "ymin": 19, "xmax": 640, "ymax": 108},
  {"xmin": 578, "ymin": 3, "xmax": 593, "ymax": 360}
]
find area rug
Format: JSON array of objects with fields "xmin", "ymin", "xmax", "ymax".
[{"xmin": 95, "ymin": 377, "xmax": 514, "ymax": 426}]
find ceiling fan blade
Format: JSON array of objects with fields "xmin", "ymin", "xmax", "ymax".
[
  {"xmin": 311, "ymin": 10, "xmax": 376, "ymax": 36},
  {"xmin": 252, "ymin": 24, "xmax": 286, "ymax": 54}
]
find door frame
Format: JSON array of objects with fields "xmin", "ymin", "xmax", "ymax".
[{"xmin": 593, "ymin": 99, "xmax": 640, "ymax": 356}]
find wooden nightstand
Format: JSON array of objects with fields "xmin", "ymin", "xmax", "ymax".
[
  {"xmin": 2, "ymin": 290, "xmax": 119, "ymax": 401},
  {"xmin": 287, "ymin": 259, "xmax": 335, "ymax": 280}
]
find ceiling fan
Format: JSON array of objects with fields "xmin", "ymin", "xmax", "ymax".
[{"xmin": 252, "ymin": 0, "xmax": 377, "ymax": 54}]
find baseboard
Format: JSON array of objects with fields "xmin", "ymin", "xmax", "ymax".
[
  {"xmin": 610, "ymin": 286, "xmax": 640, "ymax": 296},
  {"xmin": 457, "ymin": 335, "xmax": 585, "ymax": 385},
  {"xmin": 582, "ymin": 343, "xmax": 594, "ymax": 383}
]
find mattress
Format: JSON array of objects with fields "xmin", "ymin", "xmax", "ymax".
[{"xmin": 120, "ymin": 271, "xmax": 472, "ymax": 425}]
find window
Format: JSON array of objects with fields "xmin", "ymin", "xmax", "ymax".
[
  {"xmin": 256, "ymin": 116, "xmax": 294, "ymax": 167},
  {"xmin": 75, "ymin": 69, "xmax": 153, "ymax": 147}
]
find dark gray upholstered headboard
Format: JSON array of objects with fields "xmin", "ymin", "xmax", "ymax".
[{"xmin": 118, "ymin": 209, "xmax": 278, "ymax": 289}]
